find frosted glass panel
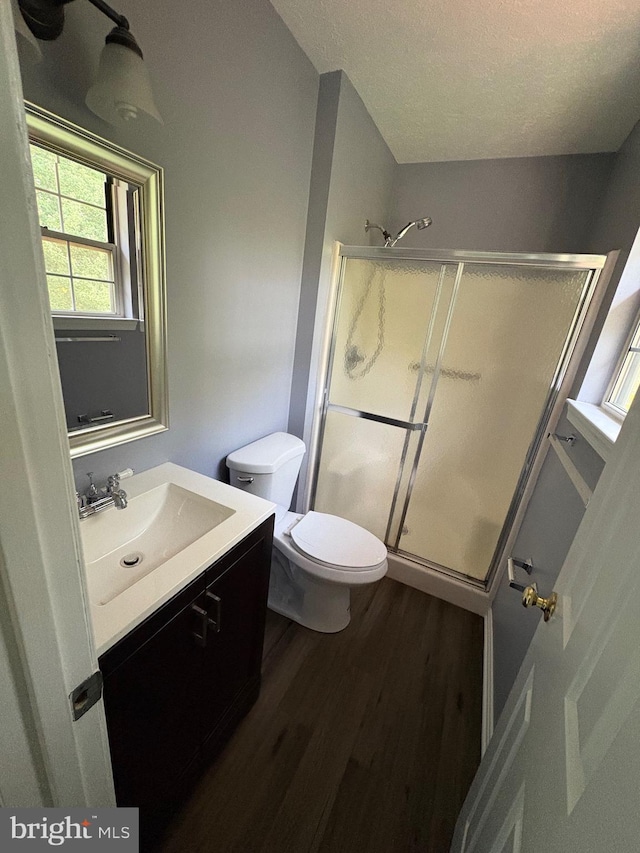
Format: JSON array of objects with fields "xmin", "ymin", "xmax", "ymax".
[
  {"xmin": 328, "ymin": 259, "xmax": 444, "ymax": 421},
  {"xmin": 399, "ymin": 264, "xmax": 590, "ymax": 580},
  {"xmin": 314, "ymin": 411, "xmax": 410, "ymax": 540}
]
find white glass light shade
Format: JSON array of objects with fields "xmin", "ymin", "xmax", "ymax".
[
  {"xmin": 11, "ymin": 0, "xmax": 42, "ymax": 63},
  {"xmin": 86, "ymin": 42, "xmax": 163, "ymax": 126}
]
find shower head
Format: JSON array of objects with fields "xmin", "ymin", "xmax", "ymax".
[
  {"xmin": 365, "ymin": 216, "xmax": 433, "ymax": 247},
  {"xmin": 391, "ymin": 217, "xmax": 433, "ymax": 245}
]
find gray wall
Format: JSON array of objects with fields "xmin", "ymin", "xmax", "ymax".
[
  {"xmin": 19, "ymin": 0, "xmax": 319, "ymax": 488},
  {"xmin": 287, "ymin": 71, "xmax": 396, "ymax": 501},
  {"xmin": 390, "ymin": 154, "xmax": 614, "ymax": 253}
]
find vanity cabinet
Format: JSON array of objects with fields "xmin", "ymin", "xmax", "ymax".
[{"xmin": 99, "ymin": 515, "xmax": 274, "ymax": 819}]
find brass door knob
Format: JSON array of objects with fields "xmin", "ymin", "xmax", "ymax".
[{"xmin": 522, "ymin": 583, "xmax": 558, "ymax": 622}]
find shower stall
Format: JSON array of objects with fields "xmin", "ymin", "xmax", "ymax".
[{"xmin": 309, "ymin": 246, "xmax": 608, "ymax": 588}]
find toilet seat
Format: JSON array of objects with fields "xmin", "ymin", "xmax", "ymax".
[
  {"xmin": 289, "ymin": 511, "xmax": 387, "ymax": 570},
  {"xmin": 274, "ymin": 509, "xmax": 388, "ymax": 585}
]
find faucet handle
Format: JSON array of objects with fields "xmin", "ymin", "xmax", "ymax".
[
  {"xmin": 107, "ymin": 469, "xmax": 133, "ymax": 492},
  {"xmin": 85, "ymin": 472, "xmax": 99, "ymax": 498}
]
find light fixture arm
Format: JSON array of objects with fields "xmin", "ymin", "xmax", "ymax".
[
  {"xmin": 85, "ymin": 0, "xmax": 128, "ymax": 31},
  {"xmin": 18, "ymin": 0, "xmax": 129, "ymax": 39}
]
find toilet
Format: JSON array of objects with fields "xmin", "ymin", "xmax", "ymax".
[{"xmin": 226, "ymin": 432, "xmax": 388, "ymax": 632}]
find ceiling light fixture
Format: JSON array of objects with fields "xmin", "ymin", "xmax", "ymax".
[{"xmin": 16, "ymin": 0, "xmax": 163, "ymax": 125}]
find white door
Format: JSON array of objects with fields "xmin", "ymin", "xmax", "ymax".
[
  {"xmin": 0, "ymin": 3, "xmax": 114, "ymax": 806},
  {"xmin": 452, "ymin": 387, "xmax": 640, "ymax": 851}
]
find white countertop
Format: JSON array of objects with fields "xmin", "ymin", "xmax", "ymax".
[{"xmin": 84, "ymin": 462, "xmax": 276, "ymax": 657}]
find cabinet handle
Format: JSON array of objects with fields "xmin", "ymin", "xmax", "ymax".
[
  {"xmin": 191, "ymin": 604, "xmax": 208, "ymax": 647},
  {"xmin": 206, "ymin": 591, "xmax": 222, "ymax": 633}
]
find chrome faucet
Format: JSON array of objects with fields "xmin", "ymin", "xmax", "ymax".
[
  {"xmin": 107, "ymin": 473, "xmax": 128, "ymax": 509},
  {"xmin": 77, "ymin": 469, "xmax": 132, "ymax": 518}
]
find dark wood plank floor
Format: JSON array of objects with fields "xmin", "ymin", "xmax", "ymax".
[{"xmin": 157, "ymin": 577, "xmax": 483, "ymax": 853}]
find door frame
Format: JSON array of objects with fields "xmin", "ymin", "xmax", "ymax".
[{"xmin": 0, "ymin": 4, "xmax": 114, "ymax": 807}]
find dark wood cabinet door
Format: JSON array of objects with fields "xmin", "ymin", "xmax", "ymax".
[
  {"xmin": 201, "ymin": 517, "xmax": 273, "ymax": 747},
  {"xmin": 100, "ymin": 576, "xmax": 207, "ymax": 807}
]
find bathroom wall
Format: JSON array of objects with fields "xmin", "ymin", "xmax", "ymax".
[
  {"xmin": 287, "ymin": 70, "xmax": 396, "ymax": 503},
  {"xmin": 389, "ymin": 154, "xmax": 615, "ymax": 253},
  {"xmin": 18, "ymin": 0, "xmax": 319, "ymax": 487}
]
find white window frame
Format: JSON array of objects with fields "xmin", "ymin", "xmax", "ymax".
[
  {"xmin": 41, "ymin": 227, "xmax": 122, "ymax": 317},
  {"xmin": 31, "ymin": 142, "xmax": 135, "ymax": 320},
  {"xmin": 601, "ymin": 307, "xmax": 640, "ymax": 421}
]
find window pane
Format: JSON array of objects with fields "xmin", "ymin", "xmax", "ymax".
[
  {"xmin": 36, "ymin": 190, "xmax": 62, "ymax": 232},
  {"xmin": 70, "ymin": 244, "xmax": 113, "ymax": 281},
  {"xmin": 57, "ymin": 157, "xmax": 106, "ymax": 207},
  {"xmin": 30, "ymin": 145, "xmax": 57, "ymax": 192},
  {"xmin": 42, "ymin": 237, "xmax": 70, "ymax": 275},
  {"xmin": 73, "ymin": 279, "xmax": 114, "ymax": 313},
  {"xmin": 47, "ymin": 275, "xmax": 73, "ymax": 311},
  {"xmin": 61, "ymin": 198, "xmax": 108, "ymax": 242}
]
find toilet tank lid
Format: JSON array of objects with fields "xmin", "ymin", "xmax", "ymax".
[{"xmin": 226, "ymin": 432, "xmax": 305, "ymax": 474}]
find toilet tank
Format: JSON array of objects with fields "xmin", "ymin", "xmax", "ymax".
[{"xmin": 226, "ymin": 432, "xmax": 306, "ymax": 508}]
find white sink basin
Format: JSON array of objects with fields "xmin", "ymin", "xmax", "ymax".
[
  {"xmin": 79, "ymin": 462, "xmax": 276, "ymax": 655},
  {"xmin": 82, "ymin": 482, "xmax": 235, "ymax": 605}
]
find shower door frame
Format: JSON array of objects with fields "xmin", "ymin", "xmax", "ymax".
[{"xmin": 308, "ymin": 245, "xmax": 610, "ymax": 591}]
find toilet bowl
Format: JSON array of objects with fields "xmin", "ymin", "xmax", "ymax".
[{"xmin": 226, "ymin": 433, "xmax": 388, "ymax": 632}]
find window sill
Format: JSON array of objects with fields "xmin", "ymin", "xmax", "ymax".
[
  {"xmin": 566, "ymin": 399, "xmax": 622, "ymax": 462},
  {"xmin": 52, "ymin": 317, "xmax": 142, "ymax": 332}
]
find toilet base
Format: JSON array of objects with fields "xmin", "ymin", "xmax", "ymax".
[{"xmin": 268, "ymin": 549, "xmax": 351, "ymax": 633}]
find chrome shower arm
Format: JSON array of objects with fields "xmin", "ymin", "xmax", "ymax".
[{"xmin": 364, "ymin": 220, "xmax": 393, "ymax": 245}]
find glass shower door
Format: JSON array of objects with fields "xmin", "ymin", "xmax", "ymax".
[
  {"xmin": 314, "ymin": 258, "xmax": 455, "ymax": 540},
  {"xmin": 313, "ymin": 249, "xmax": 600, "ymax": 585},
  {"xmin": 395, "ymin": 263, "xmax": 592, "ymax": 581}
]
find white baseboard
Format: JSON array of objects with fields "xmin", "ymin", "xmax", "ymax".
[
  {"xmin": 482, "ymin": 608, "xmax": 494, "ymax": 755},
  {"xmin": 386, "ymin": 553, "xmax": 491, "ymax": 616}
]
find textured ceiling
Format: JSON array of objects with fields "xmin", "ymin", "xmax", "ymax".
[{"xmin": 269, "ymin": 0, "xmax": 640, "ymax": 163}]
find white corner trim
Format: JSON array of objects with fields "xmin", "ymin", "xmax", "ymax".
[
  {"xmin": 482, "ymin": 608, "xmax": 494, "ymax": 756},
  {"xmin": 566, "ymin": 399, "xmax": 621, "ymax": 462}
]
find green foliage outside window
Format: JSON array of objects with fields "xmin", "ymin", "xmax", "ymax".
[{"xmin": 30, "ymin": 143, "xmax": 116, "ymax": 314}]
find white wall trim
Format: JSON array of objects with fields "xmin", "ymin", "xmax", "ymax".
[
  {"xmin": 482, "ymin": 608, "xmax": 494, "ymax": 756},
  {"xmin": 566, "ymin": 399, "xmax": 619, "ymax": 462},
  {"xmin": 386, "ymin": 553, "xmax": 490, "ymax": 616}
]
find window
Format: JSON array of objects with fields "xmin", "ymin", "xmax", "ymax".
[
  {"xmin": 604, "ymin": 313, "xmax": 640, "ymax": 417},
  {"xmin": 30, "ymin": 143, "xmax": 134, "ymax": 317}
]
